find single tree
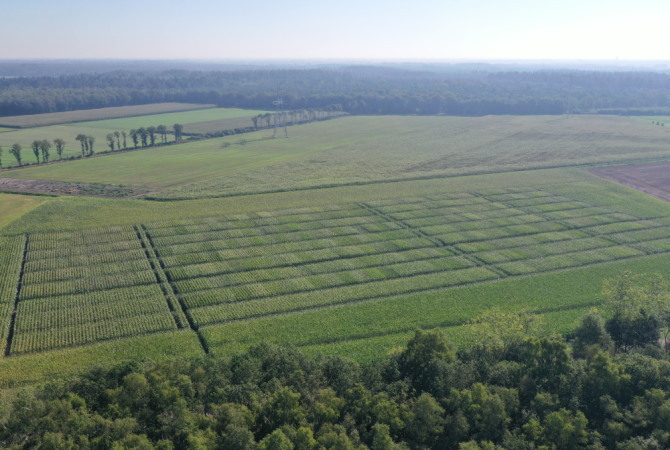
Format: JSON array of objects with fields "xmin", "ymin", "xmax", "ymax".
[
  {"xmin": 53, "ymin": 138, "xmax": 66, "ymax": 159},
  {"xmin": 251, "ymin": 116, "xmax": 259, "ymax": 128},
  {"xmin": 122, "ymin": 131, "xmax": 128, "ymax": 149},
  {"xmin": 87, "ymin": 136, "xmax": 95, "ymax": 155},
  {"xmin": 75, "ymin": 134, "xmax": 87, "ymax": 156},
  {"xmin": 31, "ymin": 140, "xmax": 41, "ymax": 163},
  {"xmin": 106, "ymin": 133, "xmax": 115, "ymax": 151},
  {"xmin": 263, "ymin": 114, "xmax": 272, "ymax": 128},
  {"xmin": 10, "ymin": 143, "xmax": 22, "ymax": 166},
  {"xmin": 39, "ymin": 140, "xmax": 51, "ymax": 162},
  {"xmin": 0, "ymin": 146, "xmax": 3, "ymax": 169},
  {"xmin": 156, "ymin": 125, "xmax": 167, "ymax": 143},
  {"xmin": 138, "ymin": 127, "xmax": 148, "ymax": 147},
  {"xmin": 114, "ymin": 131, "xmax": 121, "ymax": 150},
  {"xmin": 129, "ymin": 129, "xmax": 139, "ymax": 148},
  {"xmin": 173, "ymin": 123, "xmax": 184, "ymax": 141},
  {"xmin": 147, "ymin": 126, "xmax": 157, "ymax": 146},
  {"xmin": 74, "ymin": 134, "xmax": 86, "ymax": 156}
]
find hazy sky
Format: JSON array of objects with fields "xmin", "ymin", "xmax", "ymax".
[{"xmin": 2, "ymin": 0, "xmax": 669, "ymax": 60}]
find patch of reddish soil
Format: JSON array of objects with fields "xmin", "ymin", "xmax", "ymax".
[
  {"xmin": 589, "ymin": 161, "xmax": 670, "ymax": 203},
  {"xmin": 0, "ymin": 178, "xmax": 149, "ymax": 198}
]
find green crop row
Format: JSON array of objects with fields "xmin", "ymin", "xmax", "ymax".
[
  {"xmin": 15, "ymin": 294, "xmax": 168, "ymax": 333},
  {"xmin": 23, "ymin": 259, "xmax": 153, "ymax": 285},
  {"xmin": 27, "ymin": 231, "xmax": 139, "ymax": 251},
  {"xmin": 174, "ymin": 253, "xmax": 473, "ymax": 296},
  {"xmin": 26, "ymin": 239, "xmax": 143, "ymax": 262},
  {"xmin": 386, "ymin": 202, "xmax": 510, "ymax": 221},
  {"xmin": 200, "ymin": 252, "xmax": 670, "ymax": 358},
  {"xmin": 16, "ymin": 284, "xmax": 166, "ymax": 314},
  {"xmin": 630, "ymin": 239, "xmax": 670, "ymax": 254},
  {"xmin": 558, "ymin": 213, "xmax": 637, "ymax": 228},
  {"xmin": 149, "ymin": 222, "xmax": 402, "ymax": 247},
  {"xmin": 400, "ymin": 207, "xmax": 530, "ymax": 227},
  {"xmin": 160, "ymin": 237, "xmax": 435, "ymax": 269},
  {"xmin": 473, "ymin": 236, "xmax": 615, "ymax": 264},
  {"xmin": 188, "ymin": 267, "xmax": 499, "ymax": 325},
  {"xmin": 496, "ymin": 246, "xmax": 646, "ymax": 275},
  {"xmin": 146, "ymin": 214, "xmax": 389, "ymax": 238},
  {"xmin": 0, "ymin": 235, "xmax": 26, "ymax": 352},
  {"xmin": 156, "ymin": 230, "xmax": 422, "ymax": 257},
  {"xmin": 19, "ymin": 270, "xmax": 157, "ymax": 301},
  {"xmin": 365, "ymin": 191, "xmax": 476, "ymax": 207},
  {"xmin": 166, "ymin": 247, "xmax": 452, "ymax": 281},
  {"xmin": 372, "ymin": 196, "xmax": 490, "ymax": 214},
  {"xmin": 142, "ymin": 204, "xmax": 365, "ymax": 230},
  {"xmin": 24, "ymin": 249, "xmax": 147, "ymax": 272},
  {"xmin": 433, "ymin": 221, "xmax": 569, "ymax": 245},
  {"xmin": 28, "ymin": 225, "xmax": 136, "ymax": 243},
  {"xmin": 11, "ymin": 311, "xmax": 177, "ymax": 354}
]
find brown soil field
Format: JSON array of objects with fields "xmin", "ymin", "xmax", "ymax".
[
  {"xmin": 0, "ymin": 103, "xmax": 216, "ymax": 128},
  {"xmin": 0, "ymin": 178, "xmax": 148, "ymax": 198},
  {"xmin": 590, "ymin": 161, "xmax": 670, "ymax": 203}
]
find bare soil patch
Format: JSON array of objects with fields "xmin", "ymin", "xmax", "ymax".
[
  {"xmin": 0, "ymin": 178, "xmax": 149, "ymax": 198},
  {"xmin": 590, "ymin": 161, "xmax": 670, "ymax": 203}
]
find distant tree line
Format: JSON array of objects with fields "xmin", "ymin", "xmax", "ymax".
[{"xmin": 3, "ymin": 67, "xmax": 670, "ymax": 117}]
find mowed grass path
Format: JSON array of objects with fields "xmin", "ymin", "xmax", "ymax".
[{"xmin": 0, "ymin": 194, "xmax": 48, "ymax": 231}]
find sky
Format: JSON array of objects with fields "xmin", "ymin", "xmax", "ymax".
[{"xmin": 2, "ymin": 0, "xmax": 669, "ymax": 61}]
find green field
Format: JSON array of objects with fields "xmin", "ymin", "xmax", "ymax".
[
  {"xmin": 0, "ymin": 107, "xmax": 267, "ymax": 168},
  {"xmin": 3, "ymin": 115, "xmax": 669, "ymax": 197},
  {"xmin": 0, "ymin": 103, "xmax": 215, "ymax": 128},
  {"xmin": 2, "ymin": 113, "xmax": 670, "ymax": 387},
  {"xmin": 0, "ymin": 194, "xmax": 47, "ymax": 230}
]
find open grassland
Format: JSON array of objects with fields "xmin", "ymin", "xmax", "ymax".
[
  {"xmin": 2, "ymin": 115, "xmax": 669, "ymax": 197},
  {"xmin": 0, "ymin": 103, "xmax": 215, "ymax": 128},
  {"xmin": 0, "ymin": 194, "xmax": 47, "ymax": 231}
]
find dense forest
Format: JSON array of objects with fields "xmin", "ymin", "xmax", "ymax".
[
  {"xmin": 2, "ymin": 66, "xmax": 670, "ymax": 117},
  {"xmin": 5, "ymin": 273, "xmax": 670, "ymax": 450}
]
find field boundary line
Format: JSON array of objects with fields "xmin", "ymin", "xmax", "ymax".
[
  {"xmin": 140, "ymin": 225, "xmax": 209, "ymax": 354},
  {"xmin": 358, "ymin": 202, "xmax": 445, "ymax": 247},
  {"xmin": 5, "ymin": 235, "xmax": 28, "ymax": 357},
  {"xmin": 146, "ymin": 156, "xmax": 670, "ymax": 201}
]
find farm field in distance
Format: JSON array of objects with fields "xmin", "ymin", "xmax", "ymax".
[
  {"xmin": 3, "ymin": 161, "xmax": 670, "ymax": 385},
  {"xmin": 2, "ymin": 111, "xmax": 670, "ymax": 388},
  {"xmin": 0, "ymin": 106, "xmax": 266, "ymax": 167},
  {"xmin": 2, "ymin": 115, "xmax": 670, "ymax": 198},
  {"xmin": 0, "ymin": 103, "xmax": 216, "ymax": 128}
]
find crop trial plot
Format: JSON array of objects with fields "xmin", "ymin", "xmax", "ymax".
[{"xmin": 3, "ymin": 185, "xmax": 670, "ymax": 357}]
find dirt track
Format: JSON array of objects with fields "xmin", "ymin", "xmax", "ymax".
[{"xmin": 590, "ymin": 161, "xmax": 670, "ymax": 203}]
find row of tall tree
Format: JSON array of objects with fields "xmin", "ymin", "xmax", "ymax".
[
  {"xmin": 0, "ymin": 138, "xmax": 66, "ymax": 167},
  {"xmin": 251, "ymin": 107, "xmax": 344, "ymax": 128},
  {"xmin": 1, "ymin": 123, "xmax": 186, "ymax": 169},
  {"xmin": 107, "ymin": 124, "xmax": 184, "ymax": 151}
]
